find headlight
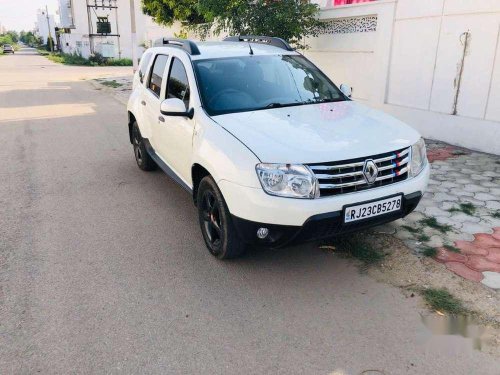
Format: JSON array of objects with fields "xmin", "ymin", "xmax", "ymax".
[
  {"xmin": 256, "ymin": 163, "xmax": 319, "ymax": 199},
  {"xmin": 410, "ymin": 138, "xmax": 427, "ymax": 177}
]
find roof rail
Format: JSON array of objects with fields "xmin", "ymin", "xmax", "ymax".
[
  {"xmin": 223, "ymin": 35, "xmax": 294, "ymax": 51},
  {"xmin": 153, "ymin": 38, "xmax": 201, "ymax": 55}
]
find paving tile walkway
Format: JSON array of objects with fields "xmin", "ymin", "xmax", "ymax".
[{"xmin": 381, "ymin": 140, "xmax": 500, "ymax": 289}]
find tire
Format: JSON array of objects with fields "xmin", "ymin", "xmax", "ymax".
[
  {"xmin": 197, "ymin": 176, "xmax": 246, "ymax": 259},
  {"xmin": 131, "ymin": 121, "xmax": 157, "ymax": 171}
]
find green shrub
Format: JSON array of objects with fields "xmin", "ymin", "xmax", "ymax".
[
  {"xmin": 106, "ymin": 58, "xmax": 132, "ymax": 66},
  {"xmin": 63, "ymin": 52, "xmax": 90, "ymax": 65},
  {"xmin": 45, "ymin": 36, "xmax": 55, "ymax": 51},
  {"xmin": 40, "ymin": 50, "xmax": 132, "ymax": 67},
  {"xmin": 89, "ymin": 52, "xmax": 107, "ymax": 66}
]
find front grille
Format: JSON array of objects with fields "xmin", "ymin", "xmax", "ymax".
[{"xmin": 308, "ymin": 147, "xmax": 410, "ymax": 197}]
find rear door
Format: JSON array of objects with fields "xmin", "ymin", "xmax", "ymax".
[{"xmin": 142, "ymin": 53, "xmax": 169, "ymax": 151}]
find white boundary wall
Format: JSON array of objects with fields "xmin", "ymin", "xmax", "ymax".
[{"xmin": 306, "ymin": 0, "xmax": 500, "ymax": 154}]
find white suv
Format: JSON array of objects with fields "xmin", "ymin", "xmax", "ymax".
[{"xmin": 127, "ymin": 36, "xmax": 430, "ymax": 259}]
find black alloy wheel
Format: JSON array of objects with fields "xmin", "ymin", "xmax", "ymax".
[{"xmin": 197, "ymin": 176, "xmax": 246, "ymax": 259}]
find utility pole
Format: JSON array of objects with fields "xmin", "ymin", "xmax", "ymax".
[
  {"xmin": 45, "ymin": 5, "xmax": 54, "ymax": 53},
  {"xmin": 129, "ymin": 0, "xmax": 138, "ymax": 71}
]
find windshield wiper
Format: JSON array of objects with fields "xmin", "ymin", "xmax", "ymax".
[
  {"xmin": 264, "ymin": 102, "xmax": 302, "ymax": 109},
  {"xmin": 309, "ymin": 98, "xmax": 346, "ymax": 104},
  {"xmin": 262, "ymin": 98, "xmax": 344, "ymax": 110}
]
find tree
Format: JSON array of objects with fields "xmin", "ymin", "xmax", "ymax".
[
  {"xmin": 141, "ymin": 0, "xmax": 204, "ymax": 25},
  {"xmin": 6, "ymin": 30, "xmax": 19, "ymax": 43},
  {"xmin": 0, "ymin": 34, "xmax": 14, "ymax": 46},
  {"xmin": 19, "ymin": 31, "xmax": 39, "ymax": 46},
  {"xmin": 0, "ymin": 30, "xmax": 20, "ymax": 45},
  {"xmin": 142, "ymin": 0, "xmax": 323, "ymax": 48}
]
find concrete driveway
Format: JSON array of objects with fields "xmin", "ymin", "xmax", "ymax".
[{"xmin": 1, "ymin": 48, "xmax": 499, "ymax": 374}]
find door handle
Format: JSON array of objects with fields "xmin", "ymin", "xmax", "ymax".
[
  {"xmin": 158, "ymin": 116, "xmax": 165, "ymax": 123},
  {"xmin": 141, "ymin": 101, "xmax": 146, "ymax": 106}
]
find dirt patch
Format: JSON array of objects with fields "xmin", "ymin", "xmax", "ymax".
[
  {"xmin": 324, "ymin": 231, "xmax": 500, "ymax": 355},
  {"xmin": 365, "ymin": 233, "xmax": 500, "ymax": 323}
]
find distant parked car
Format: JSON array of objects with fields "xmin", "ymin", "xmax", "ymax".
[{"xmin": 2, "ymin": 44, "xmax": 14, "ymax": 54}]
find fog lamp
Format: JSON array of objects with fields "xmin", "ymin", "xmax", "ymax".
[{"xmin": 257, "ymin": 227, "xmax": 270, "ymax": 239}]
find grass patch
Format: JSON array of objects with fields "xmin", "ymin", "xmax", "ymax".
[
  {"xmin": 328, "ymin": 234, "xmax": 385, "ymax": 266},
  {"xmin": 401, "ymin": 225, "xmax": 421, "ymax": 234},
  {"xmin": 421, "ymin": 288, "xmax": 467, "ymax": 314},
  {"xmin": 36, "ymin": 48, "xmax": 50, "ymax": 56},
  {"xmin": 100, "ymin": 80, "xmax": 123, "ymax": 88},
  {"xmin": 419, "ymin": 217, "xmax": 452, "ymax": 234},
  {"xmin": 422, "ymin": 247, "xmax": 437, "ymax": 257},
  {"xmin": 443, "ymin": 244, "xmax": 461, "ymax": 253},
  {"xmin": 107, "ymin": 58, "xmax": 133, "ymax": 66},
  {"xmin": 448, "ymin": 202, "xmax": 476, "ymax": 216},
  {"xmin": 492, "ymin": 211, "xmax": 500, "ymax": 219},
  {"xmin": 39, "ymin": 50, "xmax": 132, "ymax": 66},
  {"xmin": 417, "ymin": 234, "xmax": 430, "ymax": 242}
]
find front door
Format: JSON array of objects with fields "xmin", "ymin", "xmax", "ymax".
[{"xmin": 154, "ymin": 56, "xmax": 194, "ymax": 185}]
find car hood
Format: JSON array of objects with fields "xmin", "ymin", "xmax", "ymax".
[{"xmin": 213, "ymin": 101, "xmax": 421, "ymax": 164}]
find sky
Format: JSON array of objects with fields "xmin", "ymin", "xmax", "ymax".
[{"xmin": 0, "ymin": 0, "xmax": 60, "ymax": 32}]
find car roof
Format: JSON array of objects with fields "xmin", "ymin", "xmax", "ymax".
[{"xmin": 149, "ymin": 41, "xmax": 299, "ymax": 60}]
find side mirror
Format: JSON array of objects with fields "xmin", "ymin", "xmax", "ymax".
[
  {"xmin": 340, "ymin": 83, "xmax": 352, "ymax": 98},
  {"xmin": 160, "ymin": 98, "xmax": 194, "ymax": 119}
]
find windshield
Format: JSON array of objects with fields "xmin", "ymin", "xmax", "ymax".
[{"xmin": 193, "ymin": 55, "xmax": 346, "ymax": 116}]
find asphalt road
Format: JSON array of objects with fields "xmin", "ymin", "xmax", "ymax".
[{"xmin": 1, "ymin": 49, "xmax": 499, "ymax": 374}]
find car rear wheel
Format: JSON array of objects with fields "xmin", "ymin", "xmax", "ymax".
[
  {"xmin": 132, "ymin": 121, "xmax": 157, "ymax": 171},
  {"xmin": 197, "ymin": 176, "xmax": 246, "ymax": 259}
]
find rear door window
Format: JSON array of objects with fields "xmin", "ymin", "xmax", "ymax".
[
  {"xmin": 148, "ymin": 54, "xmax": 169, "ymax": 97},
  {"xmin": 166, "ymin": 57, "xmax": 190, "ymax": 109}
]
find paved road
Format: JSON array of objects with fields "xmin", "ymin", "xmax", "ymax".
[{"xmin": 1, "ymin": 49, "xmax": 499, "ymax": 374}]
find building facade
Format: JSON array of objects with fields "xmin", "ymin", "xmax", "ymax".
[
  {"xmin": 35, "ymin": 9, "xmax": 57, "ymax": 44},
  {"xmin": 57, "ymin": 0, "xmax": 181, "ymax": 60},
  {"xmin": 306, "ymin": 0, "xmax": 500, "ymax": 154}
]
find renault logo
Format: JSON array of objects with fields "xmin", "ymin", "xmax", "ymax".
[{"xmin": 363, "ymin": 160, "xmax": 378, "ymax": 184}]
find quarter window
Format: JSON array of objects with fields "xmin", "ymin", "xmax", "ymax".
[
  {"xmin": 167, "ymin": 58, "xmax": 190, "ymax": 109},
  {"xmin": 148, "ymin": 54, "xmax": 168, "ymax": 97},
  {"xmin": 138, "ymin": 52, "xmax": 152, "ymax": 83}
]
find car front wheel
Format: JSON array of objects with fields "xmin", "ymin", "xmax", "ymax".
[{"xmin": 197, "ymin": 176, "xmax": 246, "ymax": 259}]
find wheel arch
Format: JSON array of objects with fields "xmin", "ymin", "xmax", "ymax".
[
  {"xmin": 127, "ymin": 111, "xmax": 136, "ymax": 144},
  {"xmin": 191, "ymin": 163, "xmax": 211, "ymax": 206}
]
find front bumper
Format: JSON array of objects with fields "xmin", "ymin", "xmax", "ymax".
[
  {"xmin": 219, "ymin": 163, "xmax": 430, "ymax": 226},
  {"xmin": 232, "ymin": 192, "xmax": 422, "ymax": 247}
]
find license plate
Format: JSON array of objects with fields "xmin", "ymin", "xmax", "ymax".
[{"xmin": 344, "ymin": 195, "xmax": 402, "ymax": 223}]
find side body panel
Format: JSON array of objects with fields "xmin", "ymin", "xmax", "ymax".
[
  {"xmin": 191, "ymin": 111, "xmax": 261, "ymax": 189},
  {"xmin": 127, "ymin": 53, "xmax": 155, "ymax": 140}
]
